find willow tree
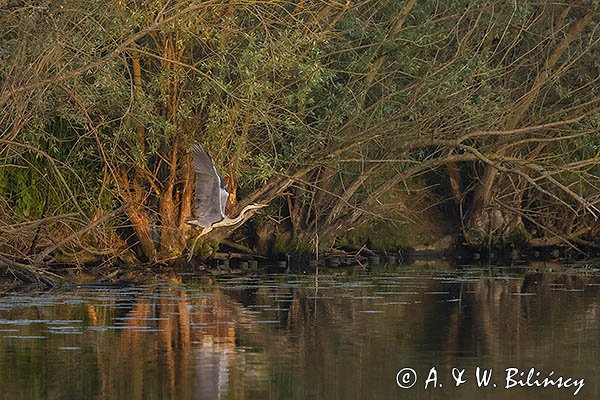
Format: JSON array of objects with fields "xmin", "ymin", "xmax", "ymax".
[
  {"xmin": 0, "ymin": 0, "xmax": 352, "ymax": 263},
  {"xmin": 447, "ymin": 3, "xmax": 599, "ymax": 247},
  {"xmin": 281, "ymin": 1, "xmax": 600, "ymax": 250},
  {"xmin": 1, "ymin": 1, "xmax": 599, "ymax": 271}
]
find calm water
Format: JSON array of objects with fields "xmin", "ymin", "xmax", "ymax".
[{"xmin": 0, "ymin": 261, "xmax": 599, "ymax": 400}]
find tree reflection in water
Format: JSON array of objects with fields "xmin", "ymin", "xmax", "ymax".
[{"xmin": 0, "ymin": 265, "xmax": 598, "ymax": 399}]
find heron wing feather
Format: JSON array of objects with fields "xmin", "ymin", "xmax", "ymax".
[{"xmin": 191, "ymin": 144, "xmax": 227, "ymax": 227}]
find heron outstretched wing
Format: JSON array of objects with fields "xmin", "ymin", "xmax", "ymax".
[{"xmin": 191, "ymin": 144, "xmax": 228, "ymax": 227}]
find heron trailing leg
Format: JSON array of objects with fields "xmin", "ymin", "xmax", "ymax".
[{"xmin": 187, "ymin": 227, "xmax": 213, "ymax": 262}]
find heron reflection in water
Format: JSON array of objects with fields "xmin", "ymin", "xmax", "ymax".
[{"xmin": 186, "ymin": 144, "xmax": 266, "ymax": 259}]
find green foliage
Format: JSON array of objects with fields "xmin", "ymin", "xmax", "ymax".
[{"xmin": 1, "ymin": 0, "xmax": 599, "ymax": 255}]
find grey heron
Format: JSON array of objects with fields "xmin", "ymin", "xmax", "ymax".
[{"xmin": 186, "ymin": 144, "xmax": 266, "ymax": 259}]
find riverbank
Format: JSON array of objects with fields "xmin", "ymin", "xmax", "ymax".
[{"xmin": 3, "ymin": 236, "xmax": 599, "ymax": 290}]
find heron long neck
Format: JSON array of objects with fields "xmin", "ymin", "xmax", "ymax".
[{"xmin": 215, "ymin": 204, "xmax": 261, "ymax": 227}]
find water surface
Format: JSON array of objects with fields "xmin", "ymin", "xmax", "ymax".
[{"xmin": 0, "ymin": 261, "xmax": 598, "ymax": 399}]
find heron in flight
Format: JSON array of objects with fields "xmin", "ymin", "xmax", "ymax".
[{"xmin": 186, "ymin": 144, "xmax": 266, "ymax": 259}]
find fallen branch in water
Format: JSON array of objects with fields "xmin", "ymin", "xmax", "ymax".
[
  {"xmin": 213, "ymin": 252, "xmax": 266, "ymax": 260},
  {"xmin": 220, "ymin": 239, "xmax": 261, "ymax": 256},
  {"xmin": 0, "ymin": 253, "xmax": 63, "ymax": 287}
]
